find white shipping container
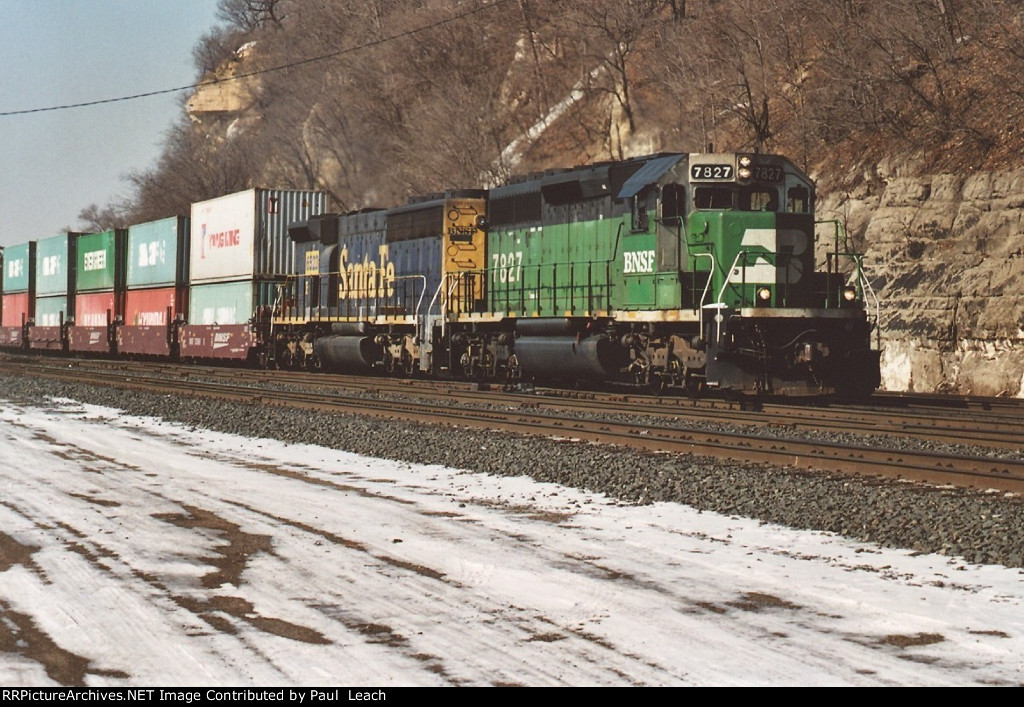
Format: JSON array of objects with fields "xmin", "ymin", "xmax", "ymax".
[
  {"xmin": 190, "ymin": 191, "xmax": 257, "ymax": 283},
  {"xmin": 189, "ymin": 188, "xmax": 328, "ymax": 283}
]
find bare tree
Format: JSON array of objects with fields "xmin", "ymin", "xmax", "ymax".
[
  {"xmin": 217, "ymin": 0, "xmax": 289, "ymax": 31},
  {"xmin": 563, "ymin": 0, "xmax": 666, "ymax": 140},
  {"xmin": 84, "ymin": 0, "xmax": 1024, "ymax": 231},
  {"xmin": 128, "ymin": 115, "xmax": 260, "ymax": 223},
  {"xmin": 192, "ymin": 26, "xmax": 246, "ymax": 76},
  {"xmin": 77, "ymin": 202, "xmax": 131, "ymax": 232}
]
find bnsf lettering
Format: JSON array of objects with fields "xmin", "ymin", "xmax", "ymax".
[
  {"xmin": 83, "ymin": 250, "xmax": 107, "ymax": 271},
  {"xmin": 448, "ymin": 224, "xmax": 476, "ymax": 242},
  {"xmin": 337, "ymin": 244, "xmax": 396, "ymax": 300},
  {"xmin": 208, "ymin": 229, "xmax": 241, "ymax": 248},
  {"xmin": 623, "ymin": 250, "xmax": 656, "ymax": 274}
]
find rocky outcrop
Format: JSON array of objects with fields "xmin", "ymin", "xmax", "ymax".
[
  {"xmin": 819, "ymin": 161, "xmax": 1024, "ymax": 397},
  {"xmin": 186, "ymin": 42, "xmax": 260, "ymax": 122}
]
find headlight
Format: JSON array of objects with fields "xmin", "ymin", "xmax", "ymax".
[
  {"xmin": 739, "ymin": 155, "xmax": 752, "ymax": 167},
  {"xmin": 841, "ymin": 285, "xmax": 857, "ymax": 306},
  {"xmin": 756, "ymin": 286, "xmax": 771, "ymax": 306},
  {"xmin": 738, "ymin": 167, "xmax": 752, "ymax": 180}
]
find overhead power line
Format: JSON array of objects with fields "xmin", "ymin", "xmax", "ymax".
[{"xmin": 0, "ymin": 0, "xmax": 512, "ymax": 117}]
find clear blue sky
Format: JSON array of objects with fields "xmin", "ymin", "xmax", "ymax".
[{"xmin": 0, "ymin": 1, "xmax": 221, "ymax": 247}]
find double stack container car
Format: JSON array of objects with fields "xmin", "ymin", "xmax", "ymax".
[
  {"xmin": 0, "ymin": 188, "xmax": 325, "ymax": 362},
  {"xmin": 181, "ymin": 189, "xmax": 328, "ymax": 360},
  {"xmin": 1, "ymin": 242, "xmax": 35, "ymax": 347},
  {"xmin": 69, "ymin": 229, "xmax": 127, "ymax": 353},
  {"xmin": 32, "ymin": 232, "xmax": 85, "ymax": 351},
  {"xmin": 118, "ymin": 216, "xmax": 189, "ymax": 357}
]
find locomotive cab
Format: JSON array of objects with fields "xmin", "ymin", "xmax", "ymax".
[
  {"xmin": 683, "ymin": 153, "xmax": 879, "ymax": 395},
  {"xmin": 686, "ymin": 153, "xmax": 819, "ymax": 310}
]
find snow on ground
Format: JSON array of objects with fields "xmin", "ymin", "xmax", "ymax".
[{"xmin": 0, "ymin": 396, "xmax": 1023, "ymax": 686}]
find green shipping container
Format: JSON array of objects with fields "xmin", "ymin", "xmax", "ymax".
[
  {"xmin": 188, "ymin": 280, "xmax": 280, "ymax": 326},
  {"xmin": 35, "ymin": 295, "xmax": 69, "ymax": 327},
  {"xmin": 36, "ymin": 233, "xmax": 77, "ymax": 297},
  {"xmin": 76, "ymin": 230, "xmax": 126, "ymax": 293},
  {"xmin": 3, "ymin": 242, "xmax": 34, "ymax": 293},
  {"xmin": 127, "ymin": 216, "xmax": 188, "ymax": 289}
]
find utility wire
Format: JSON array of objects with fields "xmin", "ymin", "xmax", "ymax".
[{"xmin": 0, "ymin": 0, "xmax": 512, "ymax": 117}]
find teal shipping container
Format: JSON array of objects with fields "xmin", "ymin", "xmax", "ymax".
[
  {"xmin": 3, "ymin": 242, "xmax": 35, "ymax": 294},
  {"xmin": 36, "ymin": 233, "xmax": 83, "ymax": 297},
  {"xmin": 188, "ymin": 280, "xmax": 278, "ymax": 326},
  {"xmin": 35, "ymin": 295, "xmax": 69, "ymax": 327},
  {"xmin": 127, "ymin": 216, "xmax": 189, "ymax": 289},
  {"xmin": 76, "ymin": 230, "xmax": 127, "ymax": 293}
]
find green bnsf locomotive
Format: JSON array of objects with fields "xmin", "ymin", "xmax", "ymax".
[{"xmin": 275, "ymin": 152, "xmax": 881, "ymax": 396}]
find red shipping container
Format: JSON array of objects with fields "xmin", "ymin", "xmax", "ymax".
[
  {"xmin": 2, "ymin": 293, "xmax": 30, "ymax": 327},
  {"xmin": 118, "ymin": 286, "xmax": 186, "ymax": 357},
  {"xmin": 124, "ymin": 286, "xmax": 183, "ymax": 326},
  {"xmin": 75, "ymin": 292, "xmax": 116, "ymax": 327}
]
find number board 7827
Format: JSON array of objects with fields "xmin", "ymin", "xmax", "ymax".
[{"xmin": 690, "ymin": 164, "xmax": 734, "ymax": 181}]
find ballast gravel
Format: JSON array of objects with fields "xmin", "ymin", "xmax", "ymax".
[{"xmin": 4, "ymin": 372, "xmax": 1024, "ymax": 570}]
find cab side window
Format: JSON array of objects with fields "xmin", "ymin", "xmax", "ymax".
[
  {"xmin": 661, "ymin": 183, "xmax": 686, "ymax": 222},
  {"xmin": 631, "ymin": 194, "xmax": 649, "ymax": 232}
]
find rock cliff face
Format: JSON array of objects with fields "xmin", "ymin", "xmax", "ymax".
[
  {"xmin": 186, "ymin": 43, "xmax": 259, "ymax": 123},
  {"xmin": 818, "ymin": 161, "xmax": 1024, "ymax": 397}
]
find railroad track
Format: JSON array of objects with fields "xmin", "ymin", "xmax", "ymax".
[
  {"xmin": 20, "ymin": 355, "xmax": 1021, "ymax": 450},
  {"xmin": 2, "ymin": 354, "xmax": 1023, "ymax": 494}
]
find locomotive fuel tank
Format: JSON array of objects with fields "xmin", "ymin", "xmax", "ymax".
[{"xmin": 513, "ymin": 335, "xmax": 628, "ymax": 380}]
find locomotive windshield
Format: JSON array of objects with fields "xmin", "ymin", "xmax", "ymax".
[
  {"xmin": 693, "ymin": 185, "xmax": 781, "ymax": 212},
  {"xmin": 688, "ymin": 154, "xmax": 814, "ymax": 214},
  {"xmin": 691, "ymin": 184, "xmax": 811, "ymax": 213}
]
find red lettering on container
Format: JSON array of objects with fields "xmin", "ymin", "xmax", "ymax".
[{"xmin": 208, "ymin": 229, "xmax": 241, "ymax": 248}]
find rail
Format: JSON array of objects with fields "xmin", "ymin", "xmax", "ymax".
[{"xmin": 7, "ymin": 355, "xmax": 1024, "ymax": 495}]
